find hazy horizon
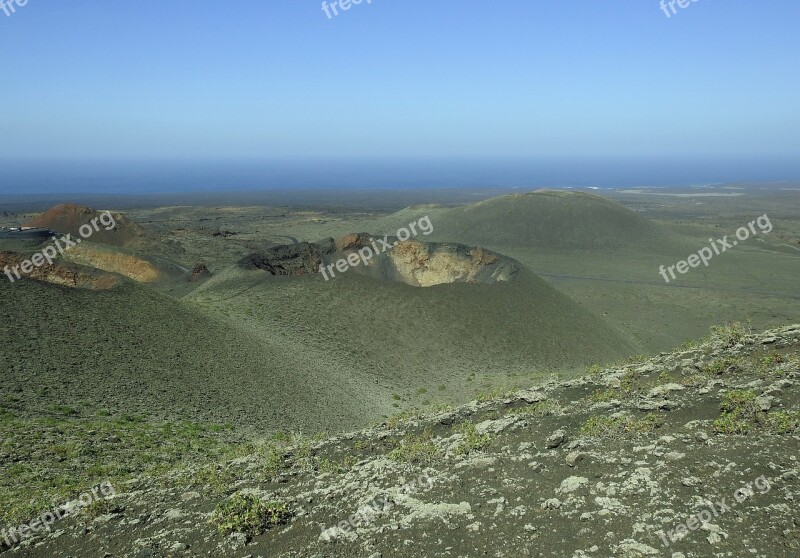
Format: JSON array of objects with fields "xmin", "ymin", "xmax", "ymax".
[{"xmin": 3, "ymin": 157, "xmax": 800, "ymax": 196}]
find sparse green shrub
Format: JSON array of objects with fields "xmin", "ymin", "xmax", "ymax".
[
  {"xmin": 80, "ymin": 498, "xmax": 114, "ymax": 519},
  {"xmin": 709, "ymin": 322, "xmax": 749, "ymax": 348},
  {"xmin": 719, "ymin": 389, "xmax": 759, "ymax": 414},
  {"xmin": 476, "ymin": 387, "xmax": 515, "ymax": 403},
  {"xmin": 388, "ymin": 429, "xmax": 439, "ymax": 465},
  {"xmin": 271, "ymin": 431, "xmax": 291, "ymax": 443},
  {"xmin": 681, "ymin": 373, "xmax": 709, "ymax": 388},
  {"xmin": 588, "ymin": 364, "xmax": 604, "ymax": 376},
  {"xmin": 384, "ymin": 408, "xmax": 425, "ymax": 429},
  {"xmin": 758, "ymin": 353, "xmax": 788, "ymax": 378},
  {"xmin": 254, "ymin": 444, "xmax": 283, "ymax": 480},
  {"xmin": 588, "ymin": 389, "xmax": 618, "ymax": 403},
  {"xmin": 620, "ymin": 370, "xmax": 644, "ymax": 394},
  {"xmin": 291, "ymin": 436, "xmax": 316, "ymax": 472},
  {"xmin": 453, "ymin": 422, "xmax": 491, "ymax": 456},
  {"xmin": 713, "ymin": 389, "xmax": 762, "ymax": 434},
  {"xmin": 211, "ymin": 494, "xmax": 291, "ymax": 536},
  {"xmin": 187, "ymin": 464, "xmax": 237, "ymax": 495},
  {"xmin": 580, "ymin": 413, "xmax": 662, "ymax": 437},
  {"xmin": 704, "ymin": 355, "xmax": 743, "ymax": 376},
  {"xmin": 769, "ymin": 410, "xmax": 800, "ymax": 434}
]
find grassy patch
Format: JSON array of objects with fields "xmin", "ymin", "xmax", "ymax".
[
  {"xmin": 712, "ymin": 390, "xmax": 762, "ymax": 434},
  {"xmin": 383, "ymin": 409, "xmax": 426, "ymax": 430},
  {"xmin": 620, "ymin": 370, "xmax": 645, "ymax": 395},
  {"xmin": 0, "ymin": 412, "xmax": 240, "ymax": 527},
  {"xmin": 587, "ymin": 388, "xmax": 618, "ymax": 403},
  {"xmin": 580, "ymin": 413, "xmax": 662, "ymax": 438},
  {"xmin": 709, "ymin": 321, "xmax": 750, "ymax": 348},
  {"xmin": 476, "ymin": 387, "xmax": 516, "ymax": 403},
  {"xmin": 388, "ymin": 429, "xmax": 440, "ymax": 465},
  {"xmin": 452, "ymin": 422, "xmax": 491, "ymax": 456},
  {"xmin": 703, "ymin": 355, "xmax": 745, "ymax": 376},
  {"xmin": 769, "ymin": 410, "xmax": 800, "ymax": 434},
  {"xmin": 210, "ymin": 493, "xmax": 291, "ymax": 536}
]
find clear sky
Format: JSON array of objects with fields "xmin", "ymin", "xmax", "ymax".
[{"xmin": 1, "ymin": 0, "xmax": 798, "ymax": 165}]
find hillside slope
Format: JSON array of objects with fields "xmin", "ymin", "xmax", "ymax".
[
  {"xmin": 24, "ymin": 204, "xmax": 150, "ymax": 248},
  {"xmin": 0, "ymin": 277, "xmax": 386, "ymax": 435},
  {"xmin": 7, "ymin": 324, "xmax": 798, "ymax": 557},
  {"xmin": 187, "ymin": 257, "xmax": 638, "ymax": 403},
  {"xmin": 371, "ymin": 191, "xmax": 687, "ymax": 254}
]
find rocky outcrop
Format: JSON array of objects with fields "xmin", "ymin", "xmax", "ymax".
[
  {"xmin": 386, "ymin": 241, "xmax": 518, "ymax": 287},
  {"xmin": 239, "ymin": 242, "xmax": 330, "ymax": 276},
  {"xmin": 0, "ymin": 250, "xmax": 122, "ymax": 290},
  {"xmin": 239, "ymin": 234, "xmax": 521, "ymax": 286},
  {"xmin": 188, "ymin": 263, "xmax": 212, "ymax": 282}
]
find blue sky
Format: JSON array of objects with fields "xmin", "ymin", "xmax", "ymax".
[{"xmin": 1, "ymin": 0, "xmax": 799, "ymax": 163}]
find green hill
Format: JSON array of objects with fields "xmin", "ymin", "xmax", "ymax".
[
  {"xmin": 187, "ymin": 259, "xmax": 637, "ymax": 413},
  {"xmin": 373, "ymin": 191, "xmax": 686, "ymax": 254}
]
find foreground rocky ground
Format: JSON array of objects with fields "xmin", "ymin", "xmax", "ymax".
[{"xmin": 5, "ymin": 324, "xmax": 799, "ymax": 557}]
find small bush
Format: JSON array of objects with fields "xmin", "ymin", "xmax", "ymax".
[
  {"xmin": 80, "ymin": 498, "xmax": 115, "ymax": 520},
  {"xmin": 709, "ymin": 322, "xmax": 749, "ymax": 348},
  {"xmin": 580, "ymin": 413, "xmax": 662, "ymax": 437},
  {"xmin": 703, "ymin": 356, "xmax": 743, "ymax": 376},
  {"xmin": 713, "ymin": 390, "xmax": 763, "ymax": 434},
  {"xmin": 476, "ymin": 387, "xmax": 515, "ymax": 403},
  {"xmin": 620, "ymin": 370, "xmax": 644, "ymax": 394},
  {"xmin": 588, "ymin": 389, "xmax": 618, "ymax": 403},
  {"xmin": 254, "ymin": 444, "xmax": 283, "ymax": 480},
  {"xmin": 453, "ymin": 422, "xmax": 491, "ymax": 456},
  {"xmin": 388, "ymin": 429, "xmax": 439, "ymax": 465},
  {"xmin": 758, "ymin": 353, "xmax": 788, "ymax": 378},
  {"xmin": 587, "ymin": 364, "xmax": 604, "ymax": 376},
  {"xmin": 211, "ymin": 494, "xmax": 291, "ymax": 536},
  {"xmin": 769, "ymin": 410, "xmax": 800, "ymax": 434}
]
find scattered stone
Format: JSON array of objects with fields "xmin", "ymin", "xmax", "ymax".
[
  {"xmin": 542, "ymin": 498, "xmax": 562, "ymax": 510},
  {"xmin": 755, "ymin": 395, "xmax": 774, "ymax": 411},
  {"xmin": 557, "ymin": 476, "xmax": 589, "ymax": 494},
  {"xmin": 566, "ymin": 451, "xmax": 586, "ymax": 467},
  {"xmin": 547, "ymin": 429, "xmax": 567, "ymax": 449}
]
